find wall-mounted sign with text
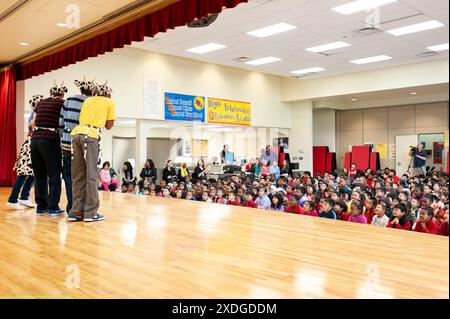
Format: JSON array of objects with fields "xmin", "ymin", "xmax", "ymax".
[
  {"xmin": 207, "ymin": 98, "xmax": 251, "ymax": 126},
  {"xmin": 164, "ymin": 92, "xmax": 205, "ymax": 122}
]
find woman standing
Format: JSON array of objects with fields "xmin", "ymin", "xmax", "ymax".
[
  {"xmin": 163, "ymin": 160, "xmax": 177, "ymax": 183},
  {"xmin": 139, "ymin": 159, "xmax": 157, "ymax": 188},
  {"xmin": 6, "ymin": 95, "xmax": 42, "ymax": 210}
]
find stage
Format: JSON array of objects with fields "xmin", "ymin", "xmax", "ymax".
[{"xmin": 0, "ymin": 188, "xmax": 448, "ymax": 299}]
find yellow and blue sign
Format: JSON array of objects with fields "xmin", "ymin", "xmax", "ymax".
[
  {"xmin": 207, "ymin": 98, "xmax": 251, "ymax": 126},
  {"xmin": 165, "ymin": 92, "xmax": 205, "ymax": 122}
]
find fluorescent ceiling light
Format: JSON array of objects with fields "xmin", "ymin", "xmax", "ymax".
[
  {"xmin": 19, "ymin": 42, "xmax": 29, "ymax": 46},
  {"xmin": 410, "ymin": 92, "xmax": 417, "ymax": 95},
  {"xmin": 332, "ymin": 0, "xmax": 397, "ymax": 15},
  {"xmin": 427, "ymin": 43, "xmax": 449, "ymax": 52},
  {"xmin": 350, "ymin": 55, "xmax": 392, "ymax": 64},
  {"xmin": 245, "ymin": 57, "xmax": 282, "ymax": 65},
  {"xmin": 247, "ymin": 23, "xmax": 296, "ymax": 38},
  {"xmin": 290, "ymin": 67, "xmax": 326, "ymax": 75},
  {"xmin": 306, "ymin": 41, "xmax": 351, "ymax": 53},
  {"xmin": 186, "ymin": 43, "xmax": 226, "ymax": 54},
  {"xmin": 387, "ymin": 20, "xmax": 444, "ymax": 36}
]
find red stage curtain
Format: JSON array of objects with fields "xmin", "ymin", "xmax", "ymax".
[
  {"xmin": 18, "ymin": 0, "xmax": 248, "ymax": 80},
  {"xmin": 0, "ymin": 67, "xmax": 17, "ymax": 186}
]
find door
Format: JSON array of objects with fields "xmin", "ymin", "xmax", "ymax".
[
  {"xmin": 112, "ymin": 137, "xmax": 136, "ymax": 175},
  {"xmin": 395, "ymin": 135, "xmax": 417, "ymax": 176}
]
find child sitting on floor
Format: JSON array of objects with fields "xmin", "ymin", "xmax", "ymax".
[
  {"xmin": 334, "ymin": 200, "xmax": 350, "ymax": 221},
  {"xmin": 414, "ymin": 206, "xmax": 439, "ymax": 235},
  {"xmin": 302, "ymin": 200, "xmax": 318, "ymax": 217},
  {"xmin": 319, "ymin": 198, "xmax": 336, "ymax": 220},
  {"xmin": 227, "ymin": 192, "xmax": 241, "ymax": 206},
  {"xmin": 285, "ymin": 195, "xmax": 303, "ymax": 214},
  {"xmin": 372, "ymin": 202, "xmax": 389, "ymax": 227},
  {"xmin": 364, "ymin": 197, "xmax": 377, "ymax": 224},
  {"xmin": 255, "ymin": 187, "xmax": 271, "ymax": 210},
  {"xmin": 387, "ymin": 202, "xmax": 411, "ymax": 230},
  {"xmin": 242, "ymin": 191, "xmax": 257, "ymax": 208},
  {"xmin": 348, "ymin": 200, "xmax": 367, "ymax": 224},
  {"xmin": 271, "ymin": 193, "xmax": 285, "ymax": 212}
]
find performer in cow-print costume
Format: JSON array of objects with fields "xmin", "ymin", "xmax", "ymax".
[{"xmin": 6, "ymin": 95, "xmax": 43, "ymax": 210}]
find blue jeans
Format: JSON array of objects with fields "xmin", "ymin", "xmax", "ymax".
[
  {"xmin": 8, "ymin": 175, "xmax": 35, "ymax": 203},
  {"xmin": 62, "ymin": 150, "xmax": 73, "ymax": 213}
]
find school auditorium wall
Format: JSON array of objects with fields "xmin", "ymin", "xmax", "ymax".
[{"xmin": 23, "ymin": 47, "xmax": 291, "ymax": 129}]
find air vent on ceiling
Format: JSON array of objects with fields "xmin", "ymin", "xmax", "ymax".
[
  {"xmin": 291, "ymin": 72, "xmax": 321, "ymax": 79},
  {"xmin": 317, "ymin": 51, "xmax": 343, "ymax": 57},
  {"xmin": 417, "ymin": 51, "xmax": 440, "ymax": 58},
  {"xmin": 233, "ymin": 57, "xmax": 252, "ymax": 63},
  {"xmin": 354, "ymin": 27, "xmax": 383, "ymax": 36}
]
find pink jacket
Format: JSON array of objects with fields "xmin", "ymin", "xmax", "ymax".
[{"xmin": 100, "ymin": 169, "xmax": 111, "ymax": 184}]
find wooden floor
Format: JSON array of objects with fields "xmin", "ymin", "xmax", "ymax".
[{"xmin": 0, "ymin": 188, "xmax": 448, "ymax": 299}]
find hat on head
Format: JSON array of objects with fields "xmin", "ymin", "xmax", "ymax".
[
  {"xmin": 74, "ymin": 77, "xmax": 96, "ymax": 92},
  {"xmin": 95, "ymin": 81, "xmax": 112, "ymax": 96},
  {"xmin": 50, "ymin": 81, "xmax": 68, "ymax": 96},
  {"xmin": 29, "ymin": 94, "xmax": 44, "ymax": 110}
]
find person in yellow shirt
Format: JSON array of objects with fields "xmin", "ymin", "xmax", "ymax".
[{"xmin": 68, "ymin": 83, "xmax": 116, "ymax": 222}]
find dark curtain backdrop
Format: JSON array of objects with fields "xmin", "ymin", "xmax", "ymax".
[
  {"xmin": 18, "ymin": 0, "xmax": 248, "ymax": 80},
  {"xmin": 0, "ymin": 67, "xmax": 17, "ymax": 186}
]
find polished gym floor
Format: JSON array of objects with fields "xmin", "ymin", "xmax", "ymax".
[{"xmin": 0, "ymin": 188, "xmax": 448, "ymax": 299}]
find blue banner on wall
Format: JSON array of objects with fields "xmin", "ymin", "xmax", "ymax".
[{"xmin": 164, "ymin": 92, "xmax": 205, "ymax": 122}]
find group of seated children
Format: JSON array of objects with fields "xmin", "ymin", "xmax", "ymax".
[{"xmin": 113, "ymin": 163, "xmax": 449, "ymax": 236}]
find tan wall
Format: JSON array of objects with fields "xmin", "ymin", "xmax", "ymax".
[{"xmin": 336, "ymin": 102, "xmax": 449, "ymax": 169}]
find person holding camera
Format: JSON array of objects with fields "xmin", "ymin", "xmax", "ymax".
[{"xmin": 413, "ymin": 143, "xmax": 427, "ymax": 176}]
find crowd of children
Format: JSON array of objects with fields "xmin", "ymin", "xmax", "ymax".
[{"xmin": 106, "ymin": 159, "xmax": 449, "ymax": 236}]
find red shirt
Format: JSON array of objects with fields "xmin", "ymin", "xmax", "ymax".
[
  {"xmin": 438, "ymin": 221, "xmax": 449, "ymax": 236},
  {"xmin": 242, "ymin": 200, "xmax": 257, "ymax": 208},
  {"xmin": 387, "ymin": 219, "xmax": 411, "ymax": 230},
  {"xmin": 227, "ymin": 200, "xmax": 241, "ymax": 206},
  {"xmin": 285, "ymin": 205, "xmax": 303, "ymax": 214},
  {"xmin": 364, "ymin": 209, "xmax": 375, "ymax": 224},
  {"xmin": 301, "ymin": 210, "xmax": 318, "ymax": 217},
  {"xmin": 414, "ymin": 220, "xmax": 439, "ymax": 235},
  {"xmin": 337, "ymin": 212, "xmax": 350, "ymax": 221}
]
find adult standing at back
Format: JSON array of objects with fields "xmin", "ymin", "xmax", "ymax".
[
  {"xmin": 413, "ymin": 143, "xmax": 427, "ymax": 176},
  {"xmin": 69, "ymin": 83, "xmax": 116, "ymax": 222},
  {"xmin": 59, "ymin": 79, "xmax": 95, "ymax": 214},
  {"xmin": 31, "ymin": 83, "xmax": 67, "ymax": 215}
]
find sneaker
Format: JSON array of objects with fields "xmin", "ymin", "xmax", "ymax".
[
  {"xmin": 7, "ymin": 202, "xmax": 23, "ymax": 210},
  {"xmin": 84, "ymin": 214, "xmax": 105, "ymax": 222},
  {"xmin": 36, "ymin": 209, "xmax": 48, "ymax": 215},
  {"xmin": 67, "ymin": 214, "xmax": 83, "ymax": 222},
  {"xmin": 18, "ymin": 199, "xmax": 36, "ymax": 208},
  {"xmin": 49, "ymin": 209, "xmax": 65, "ymax": 216}
]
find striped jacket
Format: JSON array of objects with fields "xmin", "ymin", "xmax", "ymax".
[{"xmin": 59, "ymin": 94, "xmax": 88, "ymax": 151}]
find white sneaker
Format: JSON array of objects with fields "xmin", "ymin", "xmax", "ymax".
[
  {"xmin": 18, "ymin": 199, "xmax": 36, "ymax": 208},
  {"xmin": 7, "ymin": 202, "xmax": 24, "ymax": 210}
]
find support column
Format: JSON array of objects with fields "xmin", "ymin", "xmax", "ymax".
[
  {"xmin": 135, "ymin": 120, "xmax": 148, "ymax": 174},
  {"xmin": 290, "ymin": 101, "xmax": 314, "ymax": 172}
]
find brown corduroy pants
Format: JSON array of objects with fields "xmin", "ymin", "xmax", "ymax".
[{"xmin": 70, "ymin": 134, "xmax": 100, "ymax": 219}]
